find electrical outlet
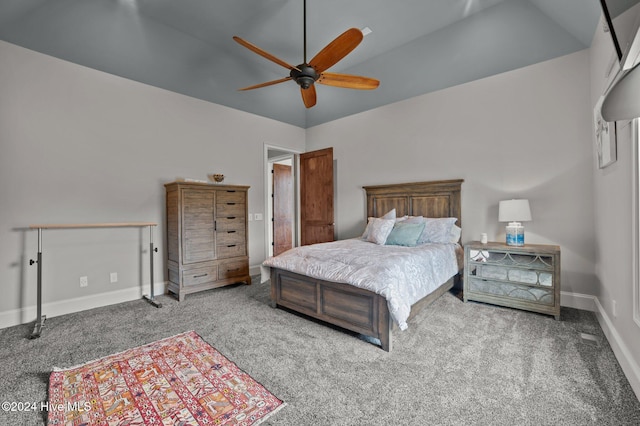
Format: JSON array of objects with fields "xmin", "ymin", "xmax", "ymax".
[
  {"xmin": 80, "ymin": 276, "xmax": 88, "ymax": 287},
  {"xmin": 612, "ymin": 300, "xmax": 617, "ymax": 318},
  {"xmin": 255, "ymin": 213, "xmax": 263, "ymax": 221},
  {"xmin": 110, "ymin": 272, "xmax": 118, "ymax": 283}
]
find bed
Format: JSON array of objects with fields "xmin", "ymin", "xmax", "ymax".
[{"xmin": 264, "ymin": 179, "xmax": 463, "ymax": 351}]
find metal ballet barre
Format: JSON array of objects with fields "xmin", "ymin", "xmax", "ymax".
[{"xmin": 28, "ymin": 222, "xmax": 161, "ymax": 339}]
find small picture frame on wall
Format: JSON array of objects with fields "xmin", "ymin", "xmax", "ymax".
[{"xmin": 594, "ymin": 96, "xmax": 617, "ymax": 169}]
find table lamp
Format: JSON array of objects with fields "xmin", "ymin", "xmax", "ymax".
[{"xmin": 498, "ymin": 199, "xmax": 532, "ymax": 246}]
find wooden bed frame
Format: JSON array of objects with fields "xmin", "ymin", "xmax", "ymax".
[{"xmin": 270, "ymin": 179, "xmax": 463, "ymax": 351}]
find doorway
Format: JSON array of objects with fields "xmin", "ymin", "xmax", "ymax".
[
  {"xmin": 265, "ymin": 146, "xmax": 299, "ymax": 258},
  {"xmin": 265, "ymin": 145, "xmax": 335, "ymax": 258}
]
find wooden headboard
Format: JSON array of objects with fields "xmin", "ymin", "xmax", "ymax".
[{"xmin": 363, "ymin": 179, "xmax": 463, "ymax": 226}]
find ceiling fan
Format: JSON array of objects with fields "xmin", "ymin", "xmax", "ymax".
[{"xmin": 232, "ymin": 0, "xmax": 379, "ymax": 108}]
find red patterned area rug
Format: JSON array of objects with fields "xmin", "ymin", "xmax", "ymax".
[{"xmin": 48, "ymin": 331, "xmax": 284, "ymax": 425}]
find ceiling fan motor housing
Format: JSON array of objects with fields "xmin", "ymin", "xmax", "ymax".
[{"xmin": 290, "ymin": 64, "xmax": 319, "ymax": 89}]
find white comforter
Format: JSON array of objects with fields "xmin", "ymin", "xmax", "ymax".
[{"xmin": 261, "ymin": 238, "xmax": 459, "ymax": 330}]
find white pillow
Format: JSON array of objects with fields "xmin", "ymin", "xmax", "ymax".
[
  {"xmin": 398, "ymin": 215, "xmax": 424, "ymax": 224},
  {"xmin": 449, "ymin": 224, "xmax": 462, "ymax": 243},
  {"xmin": 362, "ymin": 209, "xmax": 396, "ymax": 239},
  {"xmin": 365, "ymin": 218, "xmax": 395, "ymax": 245},
  {"xmin": 417, "ymin": 217, "xmax": 458, "ymax": 244},
  {"xmin": 380, "ymin": 208, "xmax": 396, "ymax": 220}
]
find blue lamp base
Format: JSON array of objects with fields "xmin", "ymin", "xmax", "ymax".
[{"xmin": 506, "ymin": 222, "xmax": 525, "ymax": 246}]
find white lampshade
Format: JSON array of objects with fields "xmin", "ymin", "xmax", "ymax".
[{"xmin": 498, "ymin": 199, "xmax": 532, "ymax": 223}]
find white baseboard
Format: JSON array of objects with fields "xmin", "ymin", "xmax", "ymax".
[
  {"xmin": 560, "ymin": 291, "xmax": 598, "ymax": 311},
  {"xmin": 0, "ymin": 281, "xmax": 167, "ymax": 330},
  {"xmin": 562, "ymin": 291, "xmax": 640, "ymax": 400},
  {"xmin": 249, "ymin": 264, "xmax": 262, "ymax": 277},
  {"xmin": 593, "ymin": 297, "xmax": 640, "ymax": 401}
]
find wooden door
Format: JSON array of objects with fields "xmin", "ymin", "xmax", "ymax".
[
  {"xmin": 273, "ymin": 163, "xmax": 293, "ymax": 256},
  {"xmin": 300, "ymin": 147, "xmax": 334, "ymax": 245}
]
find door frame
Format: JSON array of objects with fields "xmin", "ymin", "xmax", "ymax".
[{"xmin": 264, "ymin": 144, "xmax": 302, "ymax": 258}]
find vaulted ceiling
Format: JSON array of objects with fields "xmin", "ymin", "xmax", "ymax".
[{"xmin": 0, "ymin": 0, "xmax": 602, "ymax": 128}]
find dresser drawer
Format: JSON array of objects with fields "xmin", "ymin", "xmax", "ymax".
[
  {"xmin": 217, "ymin": 230, "xmax": 245, "ymax": 245},
  {"xmin": 216, "ymin": 217, "xmax": 245, "ymax": 232},
  {"xmin": 217, "ymin": 243, "xmax": 246, "ymax": 259},
  {"xmin": 217, "ymin": 190, "xmax": 245, "ymax": 204},
  {"xmin": 468, "ymin": 277, "xmax": 554, "ymax": 306},
  {"xmin": 217, "ymin": 203, "xmax": 245, "ymax": 217},
  {"xmin": 475, "ymin": 264, "xmax": 554, "ymax": 287},
  {"xmin": 183, "ymin": 264, "xmax": 218, "ymax": 287},
  {"xmin": 219, "ymin": 259, "xmax": 249, "ymax": 280}
]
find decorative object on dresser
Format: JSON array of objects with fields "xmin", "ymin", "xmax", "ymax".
[
  {"xmin": 464, "ymin": 241, "xmax": 561, "ymax": 320},
  {"xmin": 165, "ymin": 181, "xmax": 251, "ymax": 301},
  {"xmin": 498, "ymin": 199, "xmax": 532, "ymax": 246},
  {"xmin": 208, "ymin": 173, "xmax": 225, "ymax": 183}
]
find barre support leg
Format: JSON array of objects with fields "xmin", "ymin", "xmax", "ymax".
[
  {"xmin": 143, "ymin": 225, "xmax": 162, "ymax": 308},
  {"xmin": 30, "ymin": 228, "xmax": 46, "ymax": 339}
]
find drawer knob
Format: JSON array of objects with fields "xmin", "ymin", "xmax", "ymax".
[
  {"xmin": 193, "ymin": 273, "xmax": 208, "ymax": 278},
  {"xmin": 228, "ymin": 230, "xmax": 236, "ymax": 234},
  {"xmin": 227, "ymin": 244, "xmax": 237, "ymax": 248}
]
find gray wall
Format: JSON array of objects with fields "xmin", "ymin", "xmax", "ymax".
[
  {"xmin": 589, "ymin": 7, "xmax": 640, "ymax": 396},
  {"xmin": 0, "ymin": 40, "xmax": 305, "ymax": 325},
  {"xmin": 306, "ymin": 49, "xmax": 596, "ymax": 298}
]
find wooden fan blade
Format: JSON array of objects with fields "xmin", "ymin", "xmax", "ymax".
[
  {"xmin": 238, "ymin": 77, "xmax": 292, "ymax": 91},
  {"xmin": 309, "ymin": 28, "xmax": 363, "ymax": 73},
  {"xmin": 317, "ymin": 72, "xmax": 379, "ymax": 90},
  {"xmin": 233, "ymin": 36, "xmax": 301, "ymax": 72},
  {"xmin": 301, "ymin": 85, "xmax": 317, "ymax": 108}
]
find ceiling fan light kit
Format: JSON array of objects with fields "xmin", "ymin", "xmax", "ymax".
[
  {"xmin": 233, "ymin": 0, "xmax": 379, "ymax": 108},
  {"xmin": 290, "ymin": 65, "xmax": 318, "ymax": 89}
]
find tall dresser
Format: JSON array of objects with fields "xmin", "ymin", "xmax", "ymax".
[{"xmin": 165, "ymin": 181, "xmax": 251, "ymax": 301}]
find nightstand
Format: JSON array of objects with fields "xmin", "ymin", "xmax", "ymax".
[{"xmin": 463, "ymin": 241, "xmax": 561, "ymax": 320}]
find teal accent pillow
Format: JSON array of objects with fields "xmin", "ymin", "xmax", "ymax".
[{"xmin": 385, "ymin": 221, "xmax": 426, "ymax": 247}]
